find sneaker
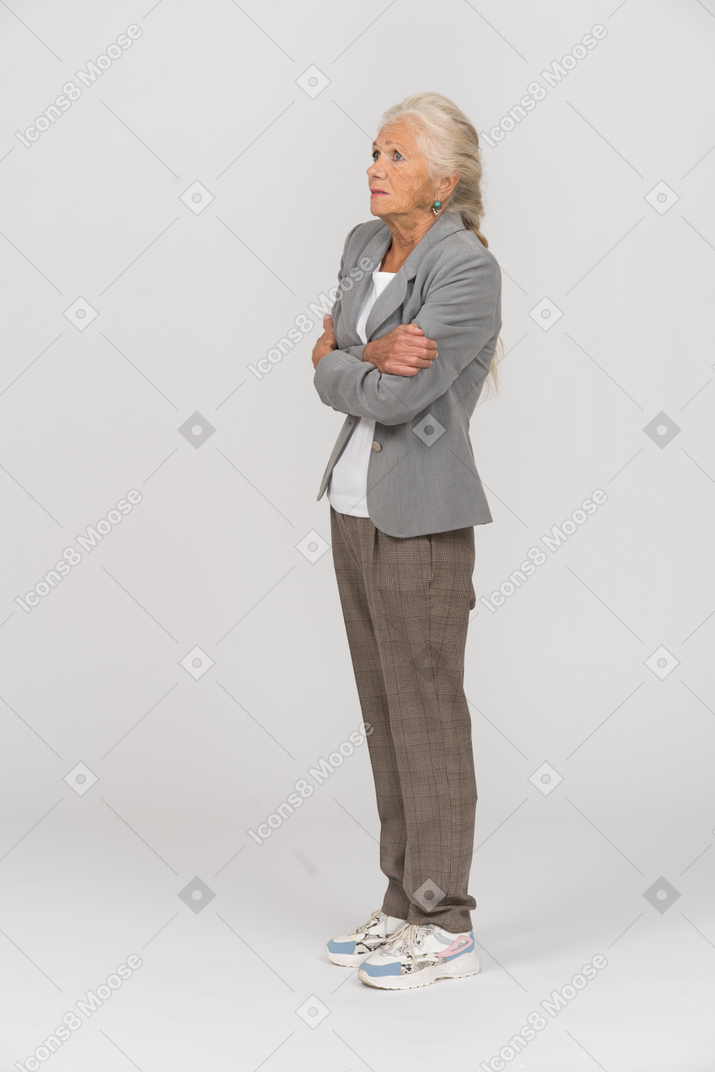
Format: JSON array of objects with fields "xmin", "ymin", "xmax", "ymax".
[
  {"xmin": 357, "ymin": 922, "xmax": 480, "ymax": 989},
  {"xmin": 326, "ymin": 909, "xmax": 407, "ymax": 967}
]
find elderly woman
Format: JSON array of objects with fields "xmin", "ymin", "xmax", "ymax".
[{"xmin": 311, "ymin": 92, "xmax": 502, "ymax": 991}]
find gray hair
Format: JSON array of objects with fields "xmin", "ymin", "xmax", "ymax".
[{"xmin": 379, "ymin": 91, "xmax": 489, "ymax": 248}]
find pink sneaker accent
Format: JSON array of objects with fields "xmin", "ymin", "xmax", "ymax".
[{"xmin": 434, "ymin": 933, "xmax": 473, "ymax": 958}]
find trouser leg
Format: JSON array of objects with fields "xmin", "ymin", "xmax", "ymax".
[
  {"xmin": 330, "ymin": 506, "xmax": 478, "ymax": 933},
  {"xmin": 329, "ymin": 506, "xmax": 411, "ymax": 919},
  {"xmin": 363, "ymin": 520, "xmax": 478, "ymax": 933}
]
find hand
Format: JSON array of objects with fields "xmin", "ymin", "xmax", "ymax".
[
  {"xmin": 363, "ymin": 324, "xmax": 438, "ymax": 377},
  {"xmin": 312, "ymin": 314, "xmax": 336, "ymax": 369}
]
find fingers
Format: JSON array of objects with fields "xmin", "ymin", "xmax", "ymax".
[
  {"xmin": 401, "ymin": 324, "xmax": 437, "ymax": 344},
  {"xmin": 401, "ymin": 332, "xmax": 437, "ymax": 352},
  {"xmin": 385, "ymin": 356, "xmax": 435, "ymax": 375},
  {"xmin": 372, "ymin": 326, "xmax": 438, "ymax": 376},
  {"xmin": 391, "ymin": 343, "xmax": 438, "ymax": 363},
  {"xmin": 382, "ymin": 346, "xmax": 438, "ymax": 375},
  {"xmin": 403, "ymin": 345, "xmax": 438, "ymax": 363}
]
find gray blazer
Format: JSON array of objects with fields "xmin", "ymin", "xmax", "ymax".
[{"xmin": 314, "ymin": 208, "xmax": 502, "ymax": 538}]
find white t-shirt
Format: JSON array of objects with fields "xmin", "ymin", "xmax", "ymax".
[{"xmin": 327, "ymin": 268, "xmax": 396, "ymax": 516}]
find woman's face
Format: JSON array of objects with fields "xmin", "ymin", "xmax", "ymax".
[{"xmin": 367, "ymin": 119, "xmax": 453, "ymax": 219}]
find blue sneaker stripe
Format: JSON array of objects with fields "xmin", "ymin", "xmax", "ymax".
[
  {"xmin": 327, "ymin": 939, "xmax": 356, "ymax": 955},
  {"xmin": 360, "ymin": 960, "xmax": 402, "ymax": 977}
]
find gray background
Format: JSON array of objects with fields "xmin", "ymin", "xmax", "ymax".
[{"xmin": 1, "ymin": 1, "xmax": 714, "ymax": 1069}]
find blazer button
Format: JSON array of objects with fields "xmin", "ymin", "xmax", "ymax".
[{"xmin": 371, "ymin": 441, "xmax": 382, "ymax": 452}]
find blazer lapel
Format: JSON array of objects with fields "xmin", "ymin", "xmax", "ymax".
[
  {"xmin": 364, "ymin": 209, "xmax": 466, "ymax": 340},
  {"xmin": 336, "ymin": 225, "xmax": 392, "ymax": 346}
]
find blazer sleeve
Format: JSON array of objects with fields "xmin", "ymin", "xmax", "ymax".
[
  {"xmin": 314, "ymin": 246, "xmax": 500, "ymax": 426},
  {"xmin": 323, "ymin": 224, "xmax": 373, "ymax": 375},
  {"xmin": 329, "ymin": 222, "xmax": 362, "ymax": 322}
]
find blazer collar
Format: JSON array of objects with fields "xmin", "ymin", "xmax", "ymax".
[{"xmin": 340, "ymin": 209, "xmax": 466, "ymax": 345}]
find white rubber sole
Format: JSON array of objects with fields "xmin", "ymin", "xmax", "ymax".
[{"xmin": 358, "ymin": 950, "xmax": 481, "ymax": 990}]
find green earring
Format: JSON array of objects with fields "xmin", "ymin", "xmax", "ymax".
[{"xmin": 432, "ymin": 200, "xmax": 442, "ymax": 216}]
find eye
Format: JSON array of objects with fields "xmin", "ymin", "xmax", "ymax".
[{"xmin": 394, "ymin": 150, "xmax": 403, "ymax": 161}]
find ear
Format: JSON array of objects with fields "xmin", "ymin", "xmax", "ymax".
[{"xmin": 439, "ymin": 172, "xmax": 460, "ymax": 200}]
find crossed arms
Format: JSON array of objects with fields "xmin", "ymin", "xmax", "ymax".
[{"xmin": 313, "ymin": 246, "xmax": 501, "ymax": 427}]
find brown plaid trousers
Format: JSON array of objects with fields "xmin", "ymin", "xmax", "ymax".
[{"xmin": 329, "ymin": 504, "xmax": 478, "ymax": 934}]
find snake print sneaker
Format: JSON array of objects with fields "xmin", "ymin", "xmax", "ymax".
[
  {"xmin": 326, "ymin": 909, "xmax": 407, "ymax": 967},
  {"xmin": 358, "ymin": 922, "xmax": 480, "ymax": 989}
]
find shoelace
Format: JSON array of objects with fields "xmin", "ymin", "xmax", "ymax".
[
  {"xmin": 381, "ymin": 922, "xmax": 431, "ymax": 959},
  {"xmin": 356, "ymin": 909, "xmax": 384, "ymax": 933}
]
